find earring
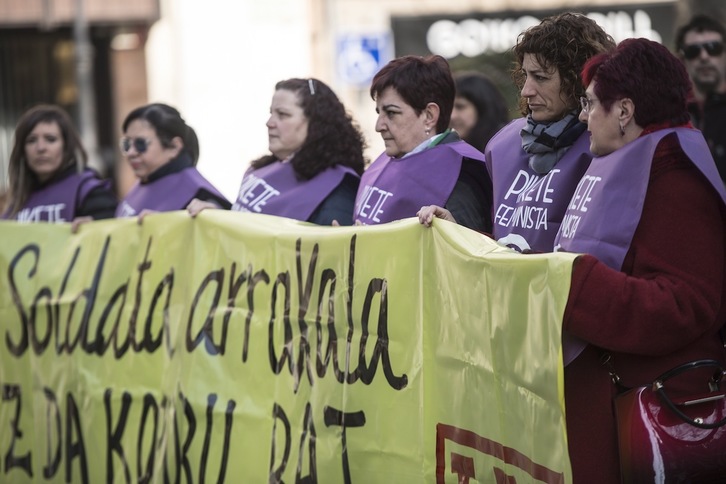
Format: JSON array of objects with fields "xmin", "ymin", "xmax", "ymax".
[
  {"xmin": 619, "ymin": 124, "xmax": 625, "ymax": 137},
  {"xmin": 425, "ymin": 128, "xmax": 431, "ymax": 136}
]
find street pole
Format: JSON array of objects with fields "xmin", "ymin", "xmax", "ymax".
[{"xmin": 74, "ymin": 0, "xmax": 101, "ymax": 172}]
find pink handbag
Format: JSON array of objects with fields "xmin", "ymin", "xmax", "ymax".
[{"xmin": 613, "ymin": 360, "xmax": 726, "ymax": 483}]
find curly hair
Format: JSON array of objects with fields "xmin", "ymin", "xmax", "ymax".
[
  {"xmin": 122, "ymin": 103, "xmax": 200, "ymax": 164},
  {"xmin": 512, "ymin": 12, "xmax": 615, "ymax": 117},
  {"xmin": 370, "ymin": 55, "xmax": 455, "ymax": 133},
  {"xmin": 6, "ymin": 104, "xmax": 87, "ymax": 217},
  {"xmin": 582, "ymin": 38, "xmax": 692, "ymax": 128},
  {"xmin": 251, "ymin": 78, "xmax": 366, "ymax": 180}
]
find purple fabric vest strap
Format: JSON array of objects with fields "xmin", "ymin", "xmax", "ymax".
[
  {"xmin": 7, "ymin": 169, "xmax": 106, "ymax": 223},
  {"xmin": 486, "ymin": 118, "xmax": 593, "ymax": 252},
  {"xmin": 555, "ymin": 128, "xmax": 726, "ymax": 267},
  {"xmin": 354, "ymin": 141, "xmax": 485, "ymax": 225},
  {"xmin": 232, "ymin": 162, "xmax": 357, "ymax": 221},
  {"xmin": 555, "ymin": 128, "xmax": 726, "ymax": 364},
  {"xmin": 117, "ymin": 167, "xmax": 226, "ymax": 217}
]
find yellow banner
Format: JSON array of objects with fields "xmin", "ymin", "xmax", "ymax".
[{"xmin": 0, "ymin": 212, "xmax": 576, "ymax": 483}]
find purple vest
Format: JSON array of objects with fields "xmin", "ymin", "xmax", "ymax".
[
  {"xmin": 5, "ymin": 170, "xmax": 106, "ymax": 223},
  {"xmin": 232, "ymin": 161, "xmax": 357, "ymax": 221},
  {"xmin": 354, "ymin": 141, "xmax": 485, "ymax": 225},
  {"xmin": 486, "ymin": 118, "xmax": 593, "ymax": 252},
  {"xmin": 554, "ymin": 128, "xmax": 726, "ymax": 364},
  {"xmin": 117, "ymin": 167, "xmax": 227, "ymax": 217}
]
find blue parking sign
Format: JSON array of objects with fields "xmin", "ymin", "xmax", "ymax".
[{"xmin": 337, "ymin": 33, "xmax": 392, "ymax": 86}]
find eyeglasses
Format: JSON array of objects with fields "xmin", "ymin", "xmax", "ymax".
[
  {"xmin": 579, "ymin": 96, "xmax": 598, "ymax": 114},
  {"xmin": 681, "ymin": 41, "xmax": 724, "ymax": 60},
  {"xmin": 119, "ymin": 137, "xmax": 152, "ymax": 154}
]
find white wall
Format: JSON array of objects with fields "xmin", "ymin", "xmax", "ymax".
[{"xmin": 146, "ymin": 0, "xmax": 314, "ymax": 200}]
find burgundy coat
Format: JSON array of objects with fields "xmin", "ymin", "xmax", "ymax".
[{"xmin": 562, "ymin": 134, "xmax": 726, "ymax": 482}]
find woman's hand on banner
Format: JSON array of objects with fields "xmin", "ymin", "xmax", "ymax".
[{"xmin": 417, "ymin": 205, "xmax": 456, "ymax": 227}]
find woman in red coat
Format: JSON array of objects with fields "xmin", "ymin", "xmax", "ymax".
[{"xmin": 558, "ymin": 38, "xmax": 726, "ymax": 483}]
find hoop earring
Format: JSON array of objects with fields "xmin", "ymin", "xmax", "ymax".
[{"xmin": 619, "ymin": 124, "xmax": 625, "ymax": 137}]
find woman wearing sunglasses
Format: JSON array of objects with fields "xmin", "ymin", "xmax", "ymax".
[
  {"xmin": 2, "ymin": 104, "xmax": 117, "ymax": 223},
  {"xmin": 116, "ymin": 103, "xmax": 230, "ymax": 217}
]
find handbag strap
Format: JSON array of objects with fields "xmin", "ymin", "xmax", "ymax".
[
  {"xmin": 602, "ymin": 341, "xmax": 726, "ymax": 430},
  {"xmin": 652, "ymin": 359, "xmax": 726, "ymax": 429}
]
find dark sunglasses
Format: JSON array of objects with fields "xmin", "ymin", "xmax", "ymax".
[
  {"xmin": 119, "ymin": 137, "xmax": 152, "ymax": 154},
  {"xmin": 681, "ymin": 41, "xmax": 724, "ymax": 60}
]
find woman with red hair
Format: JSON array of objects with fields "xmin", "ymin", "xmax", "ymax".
[{"xmin": 557, "ymin": 38, "xmax": 726, "ymax": 482}]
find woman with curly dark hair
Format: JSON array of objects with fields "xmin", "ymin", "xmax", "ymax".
[
  {"xmin": 421, "ymin": 15, "xmax": 614, "ymax": 235},
  {"xmin": 476, "ymin": 13, "xmax": 614, "ymax": 252},
  {"xmin": 188, "ymin": 78, "xmax": 366, "ymax": 225},
  {"xmin": 422, "ymin": 15, "xmax": 615, "ymax": 237}
]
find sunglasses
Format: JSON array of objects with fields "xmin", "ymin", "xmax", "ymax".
[
  {"xmin": 681, "ymin": 41, "xmax": 724, "ymax": 60},
  {"xmin": 119, "ymin": 137, "xmax": 152, "ymax": 154}
]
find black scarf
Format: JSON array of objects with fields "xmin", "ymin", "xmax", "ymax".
[{"xmin": 520, "ymin": 111, "xmax": 586, "ymax": 174}]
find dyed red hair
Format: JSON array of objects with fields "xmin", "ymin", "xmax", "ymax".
[{"xmin": 582, "ymin": 38, "xmax": 692, "ymax": 127}]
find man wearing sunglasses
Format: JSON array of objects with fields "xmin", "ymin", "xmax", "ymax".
[{"xmin": 676, "ymin": 14, "xmax": 726, "ymax": 183}]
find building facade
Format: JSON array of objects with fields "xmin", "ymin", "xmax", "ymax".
[
  {"xmin": 0, "ymin": 0, "xmax": 723, "ymax": 199},
  {"xmin": 0, "ymin": 0, "xmax": 159, "ymax": 193}
]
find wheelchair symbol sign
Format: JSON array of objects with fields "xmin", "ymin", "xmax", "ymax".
[{"xmin": 337, "ymin": 34, "xmax": 391, "ymax": 85}]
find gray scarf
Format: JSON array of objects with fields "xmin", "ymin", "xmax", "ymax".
[{"xmin": 520, "ymin": 111, "xmax": 586, "ymax": 174}]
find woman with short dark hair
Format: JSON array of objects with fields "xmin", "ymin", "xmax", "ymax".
[
  {"xmin": 116, "ymin": 103, "xmax": 230, "ymax": 217},
  {"xmin": 357, "ymin": 54, "xmax": 492, "ymax": 232}
]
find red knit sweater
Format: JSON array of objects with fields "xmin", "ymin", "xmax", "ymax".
[{"xmin": 562, "ymin": 132, "xmax": 726, "ymax": 483}]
